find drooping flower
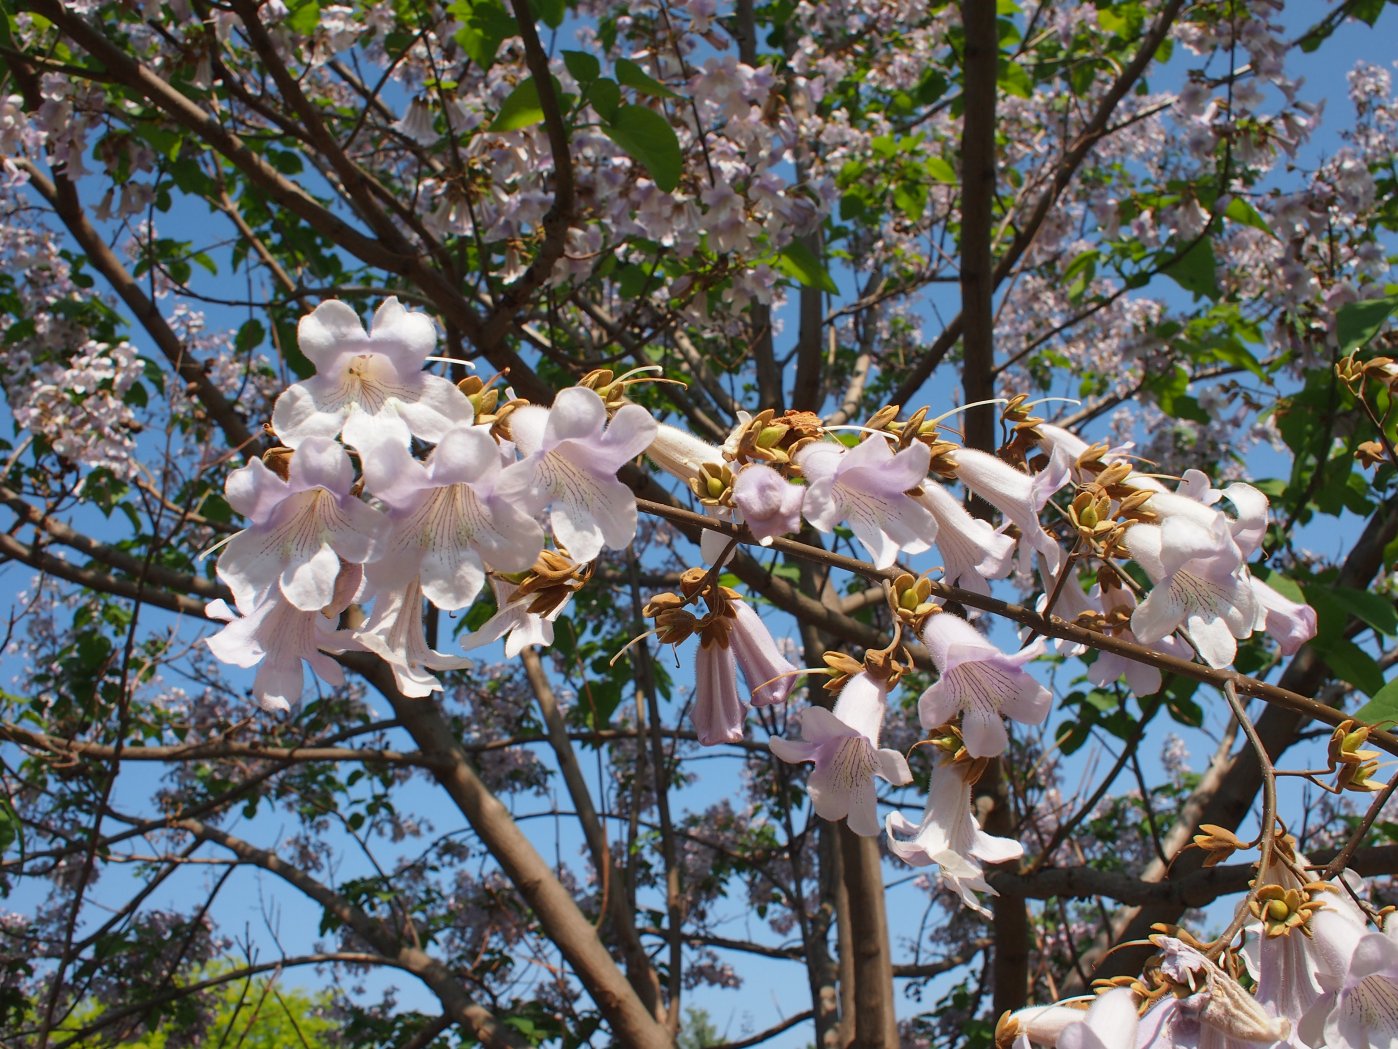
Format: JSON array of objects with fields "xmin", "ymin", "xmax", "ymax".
[
  {"xmin": 1001, "ymin": 987, "xmax": 1141, "ymax": 1049},
  {"xmin": 1299, "ymin": 909, "xmax": 1398, "ymax": 1049},
  {"xmin": 694, "ymin": 630, "xmax": 746, "ymax": 746},
  {"xmin": 918, "ymin": 611, "xmax": 1051, "ymax": 758},
  {"xmin": 1086, "ymin": 579, "xmax": 1192, "ymax": 697},
  {"xmin": 1250, "ymin": 575, "xmax": 1318, "ymax": 657},
  {"xmin": 1139, "ymin": 937, "xmax": 1292, "ymax": 1048},
  {"xmin": 218, "ymin": 437, "xmax": 384, "ymax": 612},
  {"xmin": 271, "ymin": 299, "xmax": 474, "ymax": 488},
  {"xmin": 914, "ymin": 480, "xmax": 1015, "ymax": 595},
  {"xmin": 368, "ymin": 426, "xmax": 544, "ymax": 611},
  {"xmin": 1126, "ymin": 516, "xmax": 1259, "ymax": 669},
  {"xmin": 952, "ymin": 446, "xmax": 1070, "ymax": 574},
  {"xmin": 205, "ymin": 594, "xmax": 359, "ymax": 713},
  {"xmin": 495, "ymin": 387, "xmax": 658, "ymax": 563},
  {"xmin": 769, "ymin": 672, "xmax": 911, "ymax": 836},
  {"xmin": 885, "ymin": 755, "xmax": 1023, "ymax": 917},
  {"xmin": 355, "ymin": 576, "xmax": 471, "ymax": 698},
  {"xmin": 730, "ymin": 600, "xmax": 798, "ymax": 707},
  {"xmin": 460, "ymin": 553, "xmax": 584, "ymax": 658},
  {"xmin": 794, "ymin": 436, "xmax": 933, "ymax": 569},
  {"xmin": 732, "ymin": 462, "xmax": 805, "ymax": 545}
]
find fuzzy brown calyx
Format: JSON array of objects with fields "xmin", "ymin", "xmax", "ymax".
[{"xmin": 1191, "ymin": 824, "xmax": 1248, "ymax": 868}]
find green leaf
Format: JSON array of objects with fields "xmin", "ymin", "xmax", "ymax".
[
  {"xmin": 488, "ymin": 78, "xmax": 546, "ymax": 132},
  {"xmin": 534, "ymin": 0, "xmax": 565, "ymax": 28},
  {"xmin": 998, "ymin": 58, "xmax": 1033, "ymax": 99},
  {"xmin": 925, "ymin": 156, "xmax": 957, "ymax": 184},
  {"xmin": 1354, "ymin": 676, "xmax": 1398, "ymax": 725},
  {"xmin": 235, "ymin": 319, "xmax": 266, "ymax": 355},
  {"xmin": 1223, "ymin": 196, "xmax": 1275, "ymax": 237},
  {"xmin": 601, "ymin": 104, "xmax": 681, "ymax": 191},
  {"xmin": 615, "ymin": 58, "xmax": 680, "ymax": 99},
  {"xmin": 1322, "ymin": 637, "xmax": 1386, "ymax": 697},
  {"xmin": 1160, "ymin": 238, "xmax": 1219, "ymax": 301},
  {"xmin": 1333, "ymin": 586, "xmax": 1398, "ymax": 638},
  {"xmin": 589, "ymin": 77, "xmax": 621, "ymax": 122},
  {"xmin": 285, "ymin": 0, "xmax": 320, "ymax": 35},
  {"xmin": 775, "ymin": 239, "xmax": 839, "ymax": 295},
  {"xmin": 563, "ymin": 50, "xmax": 600, "ymax": 84},
  {"xmin": 1336, "ymin": 294, "xmax": 1398, "ymax": 353},
  {"xmin": 449, "ymin": 0, "xmax": 517, "ymax": 72}
]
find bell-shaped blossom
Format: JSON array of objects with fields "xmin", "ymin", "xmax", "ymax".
[
  {"xmin": 885, "ymin": 756, "xmax": 1022, "ymax": 917},
  {"xmin": 369, "ymin": 427, "xmax": 544, "ymax": 611},
  {"xmin": 646, "ymin": 423, "xmax": 724, "ymax": 487},
  {"xmin": 1250, "ymin": 576, "xmax": 1317, "ymax": 657},
  {"xmin": 1139, "ymin": 937, "xmax": 1292, "ymax": 1047},
  {"xmin": 1004, "ymin": 988, "xmax": 1140, "ymax": 1049},
  {"xmin": 495, "ymin": 387, "xmax": 658, "ymax": 563},
  {"xmin": 1087, "ymin": 583, "xmax": 1192, "ymax": 697},
  {"xmin": 1147, "ymin": 472, "xmax": 1270, "ymax": 563},
  {"xmin": 794, "ymin": 437, "xmax": 933, "ymax": 569},
  {"xmin": 218, "ymin": 437, "xmax": 384, "ymax": 612},
  {"xmin": 1299, "ymin": 911, "xmax": 1398, "ymax": 1049},
  {"xmin": 730, "ymin": 600, "xmax": 798, "ymax": 706},
  {"xmin": 915, "ymin": 480, "xmax": 1015, "ymax": 595},
  {"xmin": 953, "ymin": 446, "xmax": 1069, "ymax": 574},
  {"xmin": 205, "ymin": 595, "xmax": 358, "ymax": 713},
  {"xmin": 918, "ymin": 612, "xmax": 1051, "ymax": 758},
  {"xmin": 461, "ymin": 576, "xmax": 576, "ymax": 658},
  {"xmin": 694, "ymin": 633, "xmax": 746, "ymax": 745},
  {"xmin": 1127, "ymin": 517, "xmax": 1258, "ymax": 668},
  {"xmin": 733, "ymin": 462, "xmax": 805, "ymax": 545},
  {"xmin": 271, "ymin": 299, "xmax": 474, "ymax": 485},
  {"xmin": 355, "ymin": 577, "xmax": 471, "ymax": 698},
  {"xmin": 769, "ymin": 672, "xmax": 911, "ymax": 836}
]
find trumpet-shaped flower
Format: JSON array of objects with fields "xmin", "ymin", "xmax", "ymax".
[
  {"xmin": 1299, "ymin": 910, "xmax": 1398, "ymax": 1049},
  {"xmin": 694, "ymin": 633, "xmax": 746, "ymax": 745},
  {"xmin": 355, "ymin": 577, "xmax": 471, "ymax": 698},
  {"xmin": 730, "ymin": 600, "xmax": 798, "ymax": 707},
  {"xmin": 495, "ymin": 387, "xmax": 658, "ymax": 563},
  {"xmin": 1086, "ymin": 583, "xmax": 1191, "ymax": 697},
  {"xmin": 1139, "ymin": 937, "xmax": 1292, "ymax": 1047},
  {"xmin": 691, "ymin": 599, "xmax": 798, "ymax": 745},
  {"xmin": 794, "ymin": 437, "xmax": 932, "ymax": 569},
  {"xmin": 218, "ymin": 437, "xmax": 384, "ymax": 612},
  {"xmin": 918, "ymin": 611, "xmax": 1051, "ymax": 758},
  {"xmin": 205, "ymin": 595, "xmax": 358, "ymax": 713},
  {"xmin": 769, "ymin": 672, "xmax": 911, "ymax": 836},
  {"xmin": 733, "ymin": 462, "xmax": 804, "ymax": 545},
  {"xmin": 953, "ymin": 446, "xmax": 1069, "ymax": 574},
  {"xmin": 461, "ymin": 575, "xmax": 576, "ymax": 658},
  {"xmin": 1004, "ymin": 988, "xmax": 1140, "ymax": 1049},
  {"xmin": 1126, "ymin": 516, "xmax": 1258, "ymax": 668},
  {"xmin": 369, "ymin": 426, "xmax": 544, "ymax": 611},
  {"xmin": 1250, "ymin": 575, "xmax": 1318, "ymax": 657},
  {"xmin": 915, "ymin": 480, "xmax": 1015, "ymax": 595},
  {"xmin": 271, "ymin": 299, "xmax": 473, "ymax": 487},
  {"xmin": 885, "ymin": 756, "xmax": 1023, "ymax": 917}
]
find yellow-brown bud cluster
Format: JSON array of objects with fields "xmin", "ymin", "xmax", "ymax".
[
  {"xmin": 511, "ymin": 550, "xmax": 594, "ymax": 621},
  {"xmin": 1328, "ymin": 719, "xmax": 1386, "ymax": 793},
  {"xmin": 729, "ymin": 408, "xmax": 823, "ymax": 466}
]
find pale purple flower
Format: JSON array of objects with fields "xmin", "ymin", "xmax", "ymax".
[
  {"xmin": 461, "ymin": 576, "xmax": 575, "ymax": 658},
  {"xmin": 1087, "ymin": 584, "xmax": 1192, "ymax": 697},
  {"xmin": 694, "ymin": 637, "xmax": 746, "ymax": 745},
  {"xmin": 918, "ymin": 612, "xmax": 1051, "ymax": 758},
  {"xmin": 1250, "ymin": 576, "xmax": 1317, "ymax": 656},
  {"xmin": 885, "ymin": 756, "xmax": 1022, "ymax": 918},
  {"xmin": 1139, "ymin": 937, "xmax": 1292, "ymax": 1047},
  {"xmin": 495, "ymin": 387, "xmax": 658, "ymax": 563},
  {"xmin": 732, "ymin": 462, "xmax": 804, "ymax": 545},
  {"xmin": 769, "ymin": 672, "xmax": 911, "ymax": 836},
  {"xmin": 1008, "ymin": 988, "xmax": 1140, "ymax": 1049},
  {"xmin": 205, "ymin": 595, "xmax": 358, "ymax": 713},
  {"xmin": 730, "ymin": 600, "xmax": 798, "ymax": 707},
  {"xmin": 794, "ymin": 437, "xmax": 932, "ymax": 569},
  {"xmin": 271, "ymin": 298, "xmax": 473, "ymax": 488},
  {"xmin": 915, "ymin": 480, "xmax": 1015, "ymax": 595},
  {"xmin": 369, "ymin": 426, "xmax": 544, "ymax": 611},
  {"xmin": 646, "ymin": 422, "xmax": 724, "ymax": 486},
  {"xmin": 1299, "ymin": 911, "xmax": 1398, "ymax": 1049},
  {"xmin": 218, "ymin": 437, "xmax": 384, "ymax": 612},
  {"xmin": 953, "ymin": 446, "xmax": 1069, "ymax": 574},
  {"xmin": 355, "ymin": 577, "xmax": 471, "ymax": 698},
  {"xmin": 1126, "ymin": 517, "xmax": 1259, "ymax": 669}
]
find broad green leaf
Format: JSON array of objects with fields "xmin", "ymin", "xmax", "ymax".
[
  {"xmin": 775, "ymin": 240, "xmax": 839, "ymax": 295},
  {"xmin": 1161, "ymin": 238, "xmax": 1219, "ymax": 301},
  {"xmin": 286, "ymin": 0, "xmax": 320, "ymax": 35},
  {"xmin": 1336, "ymin": 294, "xmax": 1398, "ymax": 353},
  {"xmin": 998, "ymin": 58, "xmax": 1033, "ymax": 99},
  {"xmin": 488, "ymin": 78, "xmax": 545, "ymax": 132},
  {"xmin": 616, "ymin": 58, "xmax": 680, "ymax": 99},
  {"xmin": 1224, "ymin": 196, "xmax": 1275, "ymax": 237},
  {"xmin": 563, "ymin": 49, "xmax": 600, "ymax": 84},
  {"xmin": 589, "ymin": 77, "xmax": 621, "ymax": 122},
  {"xmin": 1322, "ymin": 637, "xmax": 1386, "ymax": 697},
  {"xmin": 449, "ymin": 0, "xmax": 517, "ymax": 71},
  {"xmin": 1354, "ymin": 676, "xmax": 1398, "ymax": 725},
  {"xmin": 602, "ymin": 104, "xmax": 681, "ymax": 191},
  {"xmin": 925, "ymin": 156, "xmax": 957, "ymax": 183},
  {"xmin": 534, "ymin": 0, "xmax": 565, "ymax": 28}
]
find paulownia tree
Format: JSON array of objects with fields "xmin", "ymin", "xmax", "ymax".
[{"xmin": 1, "ymin": 0, "xmax": 1398, "ymax": 1046}]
